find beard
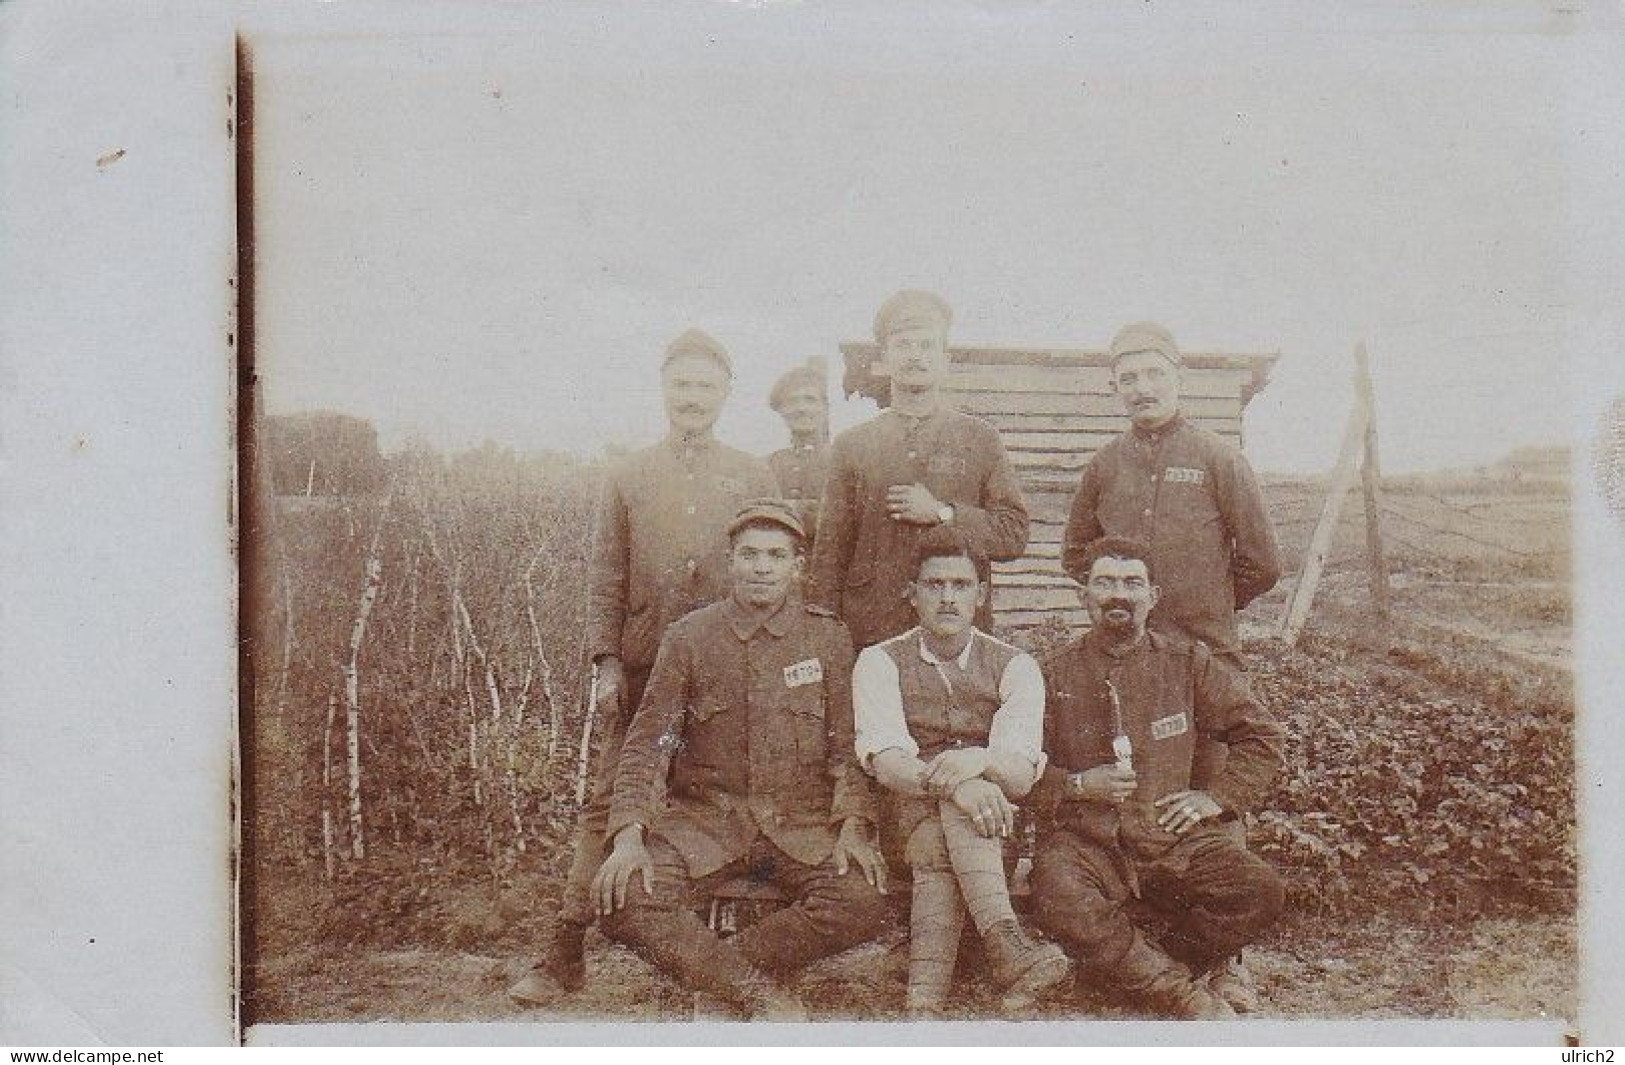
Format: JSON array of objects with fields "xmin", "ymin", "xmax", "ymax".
[{"xmin": 1095, "ymin": 598, "xmax": 1139, "ymax": 631}]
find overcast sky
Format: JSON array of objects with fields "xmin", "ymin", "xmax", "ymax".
[{"xmin": 249, "ymin": 1, "xmax": 1602, "ymax": 474}]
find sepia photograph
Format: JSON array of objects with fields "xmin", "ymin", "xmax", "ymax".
[
  {"xmin": 4, "ymin": 0, "xmax": 1623, "ymax": 1049},
  {"xmin": 232, "ymin": 2, "xmax": 1600, "ymax": 1041}
]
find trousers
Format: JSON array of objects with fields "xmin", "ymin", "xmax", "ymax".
[
  {"xmin": 1030, "ymin": 823, "xmax": 1283, "ymax": 977},
  {"xmin": 600, "ymin": 832, "xmax": 888, "ymax": 1003}
]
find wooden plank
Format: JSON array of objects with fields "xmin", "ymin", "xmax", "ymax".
[
  {"xmin": 995, "ymin": 585, "xmax": 1088, "ymax": 612},
  {"xmin": 946, "ymin": 365, "xmax": 1248, "ymax": 399},
  {"xmin": 1007, "ymin": 540, "xmax": 1062, "ymax": 559},
  {"xmin": 1011, "ymin": 440, "xmax": 1243, "ymax": 474},
  {"xmin": 992, "ymin": 571, "xmax": 1079, "ymax": 589},
  {"xmin": 974, "ymin": 396, "xmax": 1243, "ymax": 426},
  {"xmin": 1000, "ymin": 425, "xmax": 1238, "ymax": 452},
  {"xmin": 956, "ymin": 390, "xmax": 1244, "ymax": 419},
  {"xmin": 995, "ymin": 607, "xmax": 1089, "ymax": 631},
  {"xmin": 1005, "ymin": 434, "xmax": 1121, "ymax": 460}
]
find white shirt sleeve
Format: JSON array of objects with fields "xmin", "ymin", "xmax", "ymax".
[
  {"xmin": 988, "ymin": 651, "xmax": 1045, "ymax": 772},
  {"xmin": 852, "ymin": 644, "xmax": 919, "ymax": 769}
]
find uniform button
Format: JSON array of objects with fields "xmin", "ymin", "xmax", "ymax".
[
  {"xmin": 907, "ymin": 450, "xmax": 917, "ymax": 459},
  {"xmin": 1143, "ymin": 508, "xmax": 1153, "ymax": 518},
  {"xmin": 686, "ymin": 558, "xmax": 698, "ymax": 573},
  {"xmin": 685, "ymin": 504, "xmax": 696, "ymax": 515}
]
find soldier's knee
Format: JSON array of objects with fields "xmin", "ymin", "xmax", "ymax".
[
  {"xmin": 598, "ymin": 903, "xmax": 639, "ymax": 946},
  {"xmin": 1248, "ymin": 865, "xmax": 1286, "ymax": 928},
  {"xmin": 844, "ymin": 876, "xmax": 890, "ymax": 939},
  {"xmin": 903, "ymin": 818, "xmax": 950, "ymax": 871},
  {"xmin": 807, "ymin": 870, "xmax": 888, "ymax": 940}
]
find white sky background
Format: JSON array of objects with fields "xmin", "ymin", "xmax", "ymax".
[{"xmin": 248, "ymin": 1, "xmax": 1599, "ymax": 475}]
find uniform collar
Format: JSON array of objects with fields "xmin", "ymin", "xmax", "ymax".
[
  {"xmin": 886, "ymin": 401, "xmax": 946, "ymax": 431},
  {"xmin": 722, "ymin": 591, "xmax": 798, "ymax": 641},
  {"xmin": 1082, "ymin": 626, "xmax": 1151, "ymax": 662},
  {"xmin": 915, "ymin": 627, "xmax": 977, "ymax": 669},
  {"xmin": 664, "ymin": 431, "xmax": 718, "ymax": 458},
  {"xmin": 1129, "ymin": 410, "xmax": 1186, "ymax": 443}
]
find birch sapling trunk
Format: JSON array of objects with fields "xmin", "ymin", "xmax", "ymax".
[
  {"xmin": 342, "ymin": 494, "xmax": 391, "ymax": 860},
  {"xmin": 521, "ymin": 546, "xmax": 563, "ymax": 762},
  {"xmin": 322, "ymin": 692, "xmax": 337, "ymax": 881}
]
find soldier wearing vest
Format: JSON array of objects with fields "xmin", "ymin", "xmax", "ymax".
[
  {"xmin": 509, "ymin": 329, "xmax": 778, "ymax": 1007},
  {"xmin": 852, "ymin": 526, "xmax": 1071, "ymax": 1015},
  {"xmin": 591, "ymin": 500, "xmax": 888, "ymax": 1020},
  {"xmin": 766, "ymin": 361, "xmax": 831, "ymax": 548},
  {"xmin": 1029, "ymin": 536, "xmax": 1286, "ymax": 1020},
  {"xmin": 808, "ymin": 289, "xmax": 1029, "ymax": 648}
]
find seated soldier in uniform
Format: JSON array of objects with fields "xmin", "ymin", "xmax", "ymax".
[
  {"xmin": 1029, "ymin": 536, "xmax": 1286, "ymax": 1019},
  {"xmin": 852, "ymin": 526, "xmax": 1072, "ymax": 1016},
  {"xmin": 592, "ymin": 499, "xmax": 888, "ymax": 1021}
]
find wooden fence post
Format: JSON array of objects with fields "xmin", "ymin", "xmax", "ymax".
[
  {"xmin": 1356, "ymin": 343, "xmax": 1391, "ymax": 624},
  {"xmin": 1280, "ymin": 348, "xmax": 1373, "ymax": 647}
]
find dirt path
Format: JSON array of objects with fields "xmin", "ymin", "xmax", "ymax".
[{"xmin": 249, "ymin": 910, "xmax": 1576, "ymax": 1029}]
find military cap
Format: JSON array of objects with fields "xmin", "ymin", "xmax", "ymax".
[
  {"xmin": 768, "ymin": 362, "xmax": 828, "ymax": 412},
  {"xmin": 873, "ymin": 289, "xmax": 953, "ymax": 343},
  {"xmin": 727, "ymin": 497, "xmax": 807, "ymax": 542},
  {"xmin": 663, "ymin": 327, "xmax": 733, "ymax": 376},
  {"xmin": 1108, "ymin": 321, "xmax": 1182, "ymax": 369}
]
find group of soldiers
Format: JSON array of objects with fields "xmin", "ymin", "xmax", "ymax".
[{"xmin": 508, "ymin": 290, "xmax": 1287, "ymax": 1021}]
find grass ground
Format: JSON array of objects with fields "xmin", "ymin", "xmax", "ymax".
[{"xmin": 249, "ymin": 908, "xmax": 1576, "ymax": 1028}]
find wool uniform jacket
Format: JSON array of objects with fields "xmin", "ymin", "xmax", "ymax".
[
  {"xmin": 808, "ymin": 406, "xmax": 1029, "ymax": 648},
  {"xmin": 585, "ymin": 435, "xmax": 777, "ymax": 677},
  {"xmin": 769, "ymin": 442, "xmax": 830, "ymax": 546},
  {"xmin": 1061, "ymin": 414, "xmax": 1281, "ymax": 655},
  {"xmin": 1031, "ymin": 629, "xmax": 1285, "ymax": 860},
  {"xmin": 607, "ymin": 594, "xmax": 875, "ymax": 877}
]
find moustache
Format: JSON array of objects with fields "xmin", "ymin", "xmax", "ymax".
[{"xmin": 1099, "ymin": 599, "xmax": 1136, "ymax": 615}]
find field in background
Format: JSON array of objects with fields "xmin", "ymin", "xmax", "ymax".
[{"xmin": 245, "ymin": 447, "xmax": 1576, "ymax": 1028}]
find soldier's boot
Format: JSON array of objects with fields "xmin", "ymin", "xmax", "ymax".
[
  {"xmin": 506, "ymin": 921, "xmax": 588, "ymax": 1006},
  {"xmin": 982, "ymin": 919, "xmax": 1073, "ymax": 1011},
  {"xmin": 1115, "ymin": 932, "xmax": 1235, "ymax": 1020},
  {"xmin": 603, "ymin": 904, "xmax": 803, "ymax": 1021},
  {"xmin": 1205, "ymin": 953, "xmax": 1261, "ymax": 1014},
  {"xmin": 904, "ymin": 868, "xmax": 966, "ymax": 1018}
]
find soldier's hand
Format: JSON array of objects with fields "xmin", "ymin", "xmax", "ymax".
[
  {"xmin": 923, "ymin": 746, "xmax": 992, "ymax": 797},
  {"xmin": 591, "ymin": 825, "xmax": 654, "ymax": 916},
  {"xmin": 951, "ymin": 778, "xmax": 1016, "ymax": 839},
  {"xmin": 885, "ymin": 483, "xmax": 943, "ymax": 525},
  {"xmin": 1154, "ymin": 790, "xmax": 1222, "ymax": 835},
  {"xmin": 832, "ymin": 818, "xmax": 889, "ymax": 894},
  {"xmin": 1069, "ymin": 765, "xmax": 1138, "ymax": 805},
  {"xmin": 595, "ymin": 656, "xmax": 626, "ymax": 715}
]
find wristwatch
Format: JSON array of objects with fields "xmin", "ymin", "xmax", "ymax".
[{"xmin": 936, "ymin": 504, "xmax": 955, "ymax": 525}]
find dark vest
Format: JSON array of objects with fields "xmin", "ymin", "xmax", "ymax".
[{"xmin": 878, "ymin": 628, "xmax": 1022, "ymax": 757}]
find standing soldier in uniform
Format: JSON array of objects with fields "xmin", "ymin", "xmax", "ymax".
[
  {"xmin": 1030, "ymin": 536, "xmax": 1286, "ymax": 1019},
  {"xmin": 1061, "ymin": 321, "xmax": 1281, "ymax": 665},
  {"xmin": 509, "ymin": 328, "xmax": 777, "ymax": 1006},
  {"xmin": 766, "ymin": 360, "xmax": 831, "ymax": 547},
  {"xmin": 1059, "ymin": 321, "xmax": 1283, "ymax": 1007},
  {"xmin": 809, "ymin": 289, "xmax": 1029, "ymax": 649},
  {"xmin": 592, "ymin": 500, "xmax": 888, "ymax": 1020}
]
